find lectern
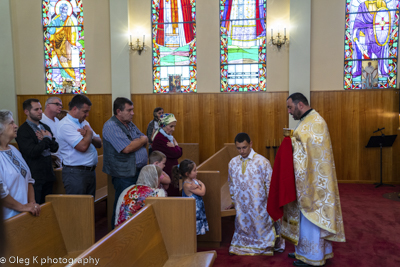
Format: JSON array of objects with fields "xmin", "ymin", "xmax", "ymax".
[{"xmin": 365, "ymin": 134, "xmax": 397, "ymax": 188}]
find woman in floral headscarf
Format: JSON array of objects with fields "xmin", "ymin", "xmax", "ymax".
[
  {"xmin": 151, "ymin": 113, "xmax": 182, "ymax": 196},
  {"xmin": 114, "ymin": 165, "xmax": 165, "ymax": 227}
]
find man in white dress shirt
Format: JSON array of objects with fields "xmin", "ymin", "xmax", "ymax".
[
  {"xmin": 40, "ymin": 97, "xmax": 63, "ymax": 167},
  {"xmin": 57, "ymin": 95, "xmax": 102, "ymax": 197}
]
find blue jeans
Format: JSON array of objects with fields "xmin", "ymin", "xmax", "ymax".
[
  {"xmin": 111, "ymin": 167, "xmax": 141, "ymax": 229},
  {"xmin": 62, "ymin": 167, "xmax": 96, "ymax": 198}
]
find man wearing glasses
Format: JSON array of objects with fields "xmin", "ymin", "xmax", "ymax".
[{"xmin": 41, "ymin": 97, "xmax": 63, "ymax": 167}]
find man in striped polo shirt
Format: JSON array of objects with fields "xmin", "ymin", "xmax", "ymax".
[{"xmin": 102, "ymin": 97, "xmax": 148, "ymax": 228}]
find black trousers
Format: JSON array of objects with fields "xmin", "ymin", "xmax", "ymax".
[{"xmin": 33, "ymin": 179, "xmax": 54, "ymax": 204}]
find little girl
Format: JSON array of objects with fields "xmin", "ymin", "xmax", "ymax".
[{"xmin": 172, "ymin": 159, "xmax": 209, "ymax": 235}]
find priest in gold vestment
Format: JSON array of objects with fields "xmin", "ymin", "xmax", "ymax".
[
  {"xmin": 226, "ymin": 133, "xmax": 285, "ymax": 255},
  {"xmin": 284, "ymin": 93, "xmax": 345, "ymax": 267}
]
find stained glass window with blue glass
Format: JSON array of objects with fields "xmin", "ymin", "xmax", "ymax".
[
  {"xmin": 152, "ymin": 0, "xmax": 196, "ymax": 93},
  {"xmin": 220, "ymin": 0, "xmax": 267, "ymax": 92},
  {"xmin": 344, "ymin": 0, "xmax": 399, "ymax": 89},
  {"xmin": 43, "ymin": 0, "xmax": 85, "ymax": 94}
]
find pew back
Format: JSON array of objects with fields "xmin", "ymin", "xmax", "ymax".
[
  {"xmin": 145, "ymin": 197, "xmax": 196, "ymax": 256},
  {"xmin": 46, "ymin": 195, "xmax": 95, "ymax": 252},
  {"xmin": 196, "ymin": 144, "xmax": 238, "ymax": 246},
  {"xmin": 71, "ymin": 204, "xmax": 169, "ymax": 267},
  {"xmin": 179, "ymin": 143, "xmax": 200, "ymax": 166},
  {"xmin": 196, "ymin": 171, "xmax": 221, "ymax": 244},
  {"xmin": 197, "ymin": 144, "xmax": 237, "ymax": 186},
  {"xmin": 71, "ymin": 198, "xmax": 216, "ymax": 266},
  {"xmin": 4, "ymin": 195, "xmax": 94, "ymax": 267},
  {"xmin": 4, "ymin": 203, "xmax": 68, "ymax": 267}
]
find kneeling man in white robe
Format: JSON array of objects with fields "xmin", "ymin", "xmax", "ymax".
[{"xmin": 226, "ymin": 132, "xmax": 285, "ymax": 255}]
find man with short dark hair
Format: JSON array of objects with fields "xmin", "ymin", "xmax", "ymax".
[
  {"xmin": 285, "ymin": 92, "xmax": 345, "ymax": 267},
  {"xmin": 102, "ymin": 97, "xmax": 148, "ymax": 228},
  {"xmin": 16, "ymin": 98, "xmax": 59, "ymax": 204},
  {"xmin": 41, "ymin": 97, "xmax": 63, "ymax": 167},
  {"xmin": 57, "ymin": 95, "xmax": 102, "ymax": 197},
  {"xmin": 226, "ymin": 132, "xmax": 285, "ymax": 255}
]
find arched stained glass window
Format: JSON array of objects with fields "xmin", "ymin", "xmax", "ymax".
[
  {"xmin": 220, "ymin": 0, "xmax": 267, "ymax": 92},
  {"xmin": 344, "ymin": 0, "xmax": 399, "ymax": 89},
  {"xmin": 152, "ymin": 0, "xmax": 197, "ymax": 93},
  {"xmin": 42, "ymin": 0, "xmax": 85, "ymax": 94}
]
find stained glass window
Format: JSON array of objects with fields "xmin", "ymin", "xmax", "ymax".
[
  {"xmin": 152, "ymin": 0, "xmax": 196, "ymax": 93},
  {"xmin": 42, "ymin": 0, "xmax": 85, "ymax": 94},
  {"xmin": 344, "ymin": 0, "xmax": 399, "ymax": 89},
  {"xmin": 220, "ymin": 0, "xmax": 267, "ymax": 92}
]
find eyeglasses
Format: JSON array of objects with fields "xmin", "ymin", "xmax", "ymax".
[{"xmin": 49, "ymin": 103, "xmax": 63, "ymax": 108}]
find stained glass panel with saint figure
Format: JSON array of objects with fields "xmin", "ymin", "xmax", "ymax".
[
  {"xmin": 43, "ymin": 0, "xmax": 85, "ymax": 94},
  {"xmin": 220, "ymin": 0, "xmax": 267, "ymax": 92},
  {"xmin": 152, "ymin": 0, "xmax": 196, "ymax": 93},
  {"xmin": 344, "ymin": 0, "xmax": 399, "ymax": 89}
]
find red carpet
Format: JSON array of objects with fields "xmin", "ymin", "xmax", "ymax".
[{"xmin": 199, "ymin": 184, "xmax": 400, "ymax": 266}]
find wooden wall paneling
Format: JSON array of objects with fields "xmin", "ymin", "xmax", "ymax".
[
  {"xmin": 272, "ymin": 92, "xmax": 289, "ymax": 166},
  {"xmin": 131, "ymin": 94, "xmax": 145, "ymax": 132},
  {"xmin": 182, "ymin": 94, "xmax": 200, "ymax": 143},
  {"xmin": 17, "ymin": 90, "xmax": 400, "ymax": 183},
  {"xmin": 363, "ymin": 91, "xmax": 380, "ymax": 182},
  {"xmin": 261, "ymin": 93, "xmax": 274, "ymax": 162},
  {"xmin": 199, "ymin": 94, "xmax": 216, "ymax": 163},
  {"xmin": 392, "ymin": 91, "xmax": 400, "ymax": 182},
  {"xmin": 173, "ymin": 94, "xmax": 185, "ymax": 143},
  {"xmin": 214, "ymin": 93, "xmax": 230, "ymax": 160},
  {"xmin": 310, "ymin": 90, "xmax": 399, "ymax": 184},
  {"xmin": 227, "ymin": 94, "xmax": 243, "ymax": 145},
  {"xmin": 332, "ymin": 91, "xmax": 359, "ymax": 182},
  {"xmin": 243, "ymin": 93, "xmax": 259, "ymax": 154}
]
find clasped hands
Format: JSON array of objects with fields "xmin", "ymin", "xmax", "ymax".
[
  {"xmin": 166, "ymin": 138, "xmax": 179, "ymax": 148},
  {"xmin": 35, "ymin": 129, "xmax": 52, "ymax": 140},
  {"xmin": 77, "ymin": 125, "xmax": 93, "ymax": 137}
]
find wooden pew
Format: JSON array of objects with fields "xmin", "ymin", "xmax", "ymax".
[
  {"xmin": 3, "ymin": 195, "xmax": 95, "ymax": 267},
  {"xmin": 53, "ymin": 155, "xmax": 108, "ymax": 203},
  {"xmin": 70, "ymin": 198, "xmax": 217, "ymax": 267},
  {"xmin": 106, "ymin": 143, "xmax": 200, "ymax": 230},
  {"xmin": 196, "ymin": 143, "xmax": 238, "ymax": 247},
  {"xmin": 179, "ymin": 143, "xmax": 200, "ymax": 165}
]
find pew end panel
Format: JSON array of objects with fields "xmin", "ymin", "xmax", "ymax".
[
  {"xmin": 196, "ymin": 171, "xmax": 221, "ymax": 245},
  {"xmin": 146, "ymin": 197, "xmax": 196, "ymax": 256},
  {"xmin": 220, "ymin": 181, "xmax": 236, "ymax": 217},
  {"xmin": 95, "ymin": 155, "xmax": 108, "ymax": 202},
  {"xmin": 198, "ymin": 144, "xmax": 237, "ymax": 187},
  {"xmin": 107, "ymin": 174, "xmax": 114, "ymax": 231},
  {"xmin": 196, "ymin": 144, "xmax": 238, "ymax": 246},
  {"xmin": 70, "ymin": 205, "xmax": 169, "ymax": 267},
  {"xmin": 71, "ymin": 200, "xmax": 216, "ymax": 267},
  {"xmin": 53, "ymin": 168, "xmax": 65, "ymax": 195},
  {"xmin": 179, "ymin": 143, "xmax": 200, "ymax": 166},
  {"xmin": 224, "ymin": 143, "xmax": 239, "ymax": 159},
  {"xmin": 45, "ymin": 195, "xmax": 95, "ymax": 253},
  {"xmin": 4, "ymin": 203, "xmax": 68, "ymax": 266}
]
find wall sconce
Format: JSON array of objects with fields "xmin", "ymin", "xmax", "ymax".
[
  {"xmin": 269, "ymin": 28, "xmax": 289, "ymax": 50},
  {"xmin": 129, "ymin": 35, "xmax": 145, "ymax": 55}
]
